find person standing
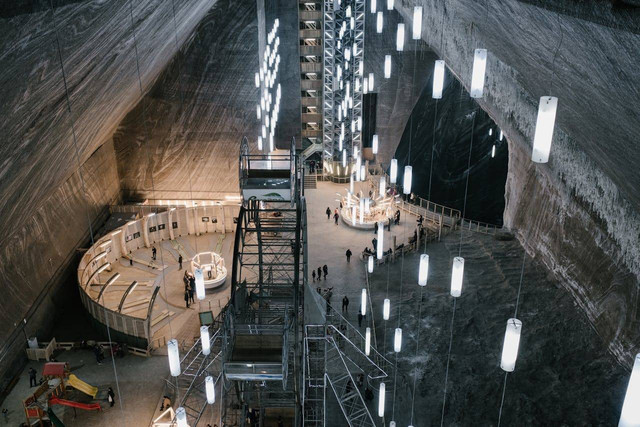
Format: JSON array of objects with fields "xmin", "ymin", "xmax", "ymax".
[
  {"xmin": 312, "ymin": 270, "xmax": 316, "ymax": 282},
  {"xmin": 152, "ymin": 246, "xmax": 157, "ymax": 260},
  {"xmin": 387, "ymin": 217, "xmax": 392, "ymax": 231},
  {"xmin": 107, "ymin": 387, "xmax": 115, "ymax": 407},
  {"xmin": 93, "ymin": 345, "xmax": 103, "ymax": 365},
  {"xmin": 342, "ymin": 296, "xmax": 349, "ymax": 313},
  {"xmin": 374, "ymin": 222, "xmax": 378, "ymax": 235},
  {"xmin": 326, "ymin": 207, "xmax": 331, "ymax": 220},
  {"xmin": 28, "ymin": 368, "xmax": 37, "ymax": 387},
  {"xmin": 317, "ymin": 266, "xmax": 322, "ymax": 281},
  {"xmin": 322, "ymin": 265, "xmax": 328, "ymax": 279},
  {"xmin": 357, "ymin": 310, "xmax": 363, "ymax": 327},
  {"xmin": 189, "ymin": 284, "xmax": 195, "ymax": 304},
  {"xmin": 184, "ymin": 289, "xmax": 190, "ymax": 308},
  {"xmin": 334, "ymin": 211, "xmax": 339, "ymax": 225},
  {"xmin": 345, "ymin": 249, "xmax": 352, "ymax": 262},
  {"xmin": 178, "ymin": 254, "xmax": 183, "ymax": 270},
  {"xmin": 372, "ymin": 238, "xmax": 377, "ymax": 253}
]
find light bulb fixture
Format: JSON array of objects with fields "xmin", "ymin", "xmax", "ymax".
[
  {"xmin": 500, "ymin": 318, "xmax": 523, "ymax": 372},
  {"xmin": 378, "ymin": 382, "xmax": 386, "ymax": 417},
  {"xmin": 396, "ymin": 23, "xmax": 405, "ymax": 51},
  {"xmin": 450, "ymin": 256, "xmax": 464, "ymax": 297},
  {"xmin": 489, "ymin": 128, "xmax": 493, "ymax": 136},
  {"xmin": 412, "ymin": 7, "xmax": 422, "ymax": 40},
  {"xmin": 269, "ymin": 134, "xmax": 274, "ymax": 152},
  {"xmin": 256, "ymin": 105, "xmax": 261, "ymax": 120},
  {"xmin": 195, "ymin": 268, "xmax": 205, "ymax": 300},
  {"xmin": 499, "ymin": 130, "xmax": 504, "ymax": 141},
  {"xmin": 254, "ymin": 72, "xmax": 259, "ymax": 88},
  {"xmin": 200, "ymin": 326, "xmax": 210, "ymax": 355},
  {"xmin": 433, "ymin": 60, "xmax": 445, "ymax": 99},
  {"xmin": 491, "ymin": 145, "xmax": 496, "ymax": 158},
  {"xmin": 418, "ymin": 254, "xmax": 429, "ymax": 286},
  {"xmin": 619, "ymin": 353, "xmax": 640, "ymax": 427},
  {"xmin": 531, "ymin": 96, "xmax": 558, "ymax": 164},
  {"xmin": 176, "ymin": 407, "xmax": 187, "ymax": 427},
  {"xmin": 205, "ymin": 376, "xmax": 215, "ymax": 404},
  {"xmin": 387, "ymin": 0, "xmax": 394, "ymax": 10},
  {"xmin": 168, "ymin": 339, "xmax": 181, "ymax": 376},
  {"xmin": 394, "ymin": 328, "xmax": 402, "ymax": 352},
  {"xmin": 379, "ymin": 176, "xmax": 386, "ymax": 195},
  {"xmin": 403, "ymin": 166, "xmax": 412, "ymax": 194},
  {"xmin": 383, "ymin": 298, "xmax": 390, "ymax": 320},
  {"xmin": 390, "ymin": 158, "xmax": 397, "ymax": 184},
  {"xmin": 368, "ymin": 255, "xmax": 374, "ymax": 273},
  {"xmin": 369, "ymin": 72, "xmax": 375, "ymax": 90},
  {"xmin": 342, "ymin": 149, "xmax": 347, "ymax": 167},
  {"xmin": 372, "ymin": 135, "xmax": 379, "ymax": 154},
  {"xmin": 258, "ymin": 136, "xmax": 263, "ymax": 151},
  {"xmin": 384, "ymin": 55, "xmax": 391, "ymax": 78},
  {"xmin": 364, "ymin": 77, "xmax": 369, "ymax": 94},
  {"xmin": 376, "ymin": 11, "xmax": 383, "ymax": 33},
  {"xmin": 470, "ymin": 48, "xmax": 488, "ymax": 98},
  {"xmin": 371, "ymin": 0, "xmax": 376, "ymax": 13},
  {"xmin": 361, "ymin": 288, "xmax": 367, "ymax": 316},
  {"xmin": 365, "ymin": 327, "xmax": 371, "ymax": 355}
]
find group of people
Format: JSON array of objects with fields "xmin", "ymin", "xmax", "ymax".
[
  {"xmin": 311, "ymin": 264, "xmax": 329, "ymax": 282},
  {"xmin": 326, "ymin": 206, "xmax": 340, "ymax": 225},
  {"xmin": 183, "ymin": 271, "xmax": 196, "ymax": 308}
]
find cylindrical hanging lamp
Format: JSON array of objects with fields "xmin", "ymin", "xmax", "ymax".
[
  {"xmin": 403, "ymin": 166, "xmax": 412, "ymax": 194},
  {"xmin": 378, "ymin": 382, "xmax": 386, "ymax": 417},
  {"xmin": 195, "ymin": 268, "xmax": 205, "ymax": 300},
  {"xmin": 368, "ymin": 255, "xmax": 374, "ymax": 273},
  {"xmin": 412, "ymin": 7, "xmax": 422, "ymax": 40},
  {"xmin": 365, "ymin": 327, "xmax": 371, "ymax": 356},
  {"xmin": 361, "ymin": 289, "xmax": 367, "ymax": 316},
  {"xmin": 168, "ymin": 339, "xmax": 181, "ymax": 376},
  {"xmin": 369, "ymin": 72, "xmax": 374, "ymax": 90},
  {"xmin": 531, "ymin": 96, "xmax": 558, "ymax": 164},
  {"xmin": 384, "ymin": 55, "xmax": 391, "ymax": 78},
  {"xmin": 383, "ymin": 298, "xmax": 390, "ymax": 320},
  {"xmin": 379, "ymin": 176, "xmax": 386, "ymax": 196},
  {"xmin": 176, "ymin": 407, "xmax": 187, "ymax": 427},
  {"xmin": 394, "ymin": 328, "xmax": 402, "ymax": 352},
  {"xmin": 376, "ymin": 11, "xmax": 383, "ymax": 33},
  {"xmin": 396, "ymin": 24, "xmax": 405, "ymax": 51},
  {"xmin": 470, "ymin": 48, "xmax": 488, "ymax": 98},
  {"xmin": 372, "ymin": 134, "xmax": 379, "ymax": 154},
  {"xmin": 418, "ymin": 254, "xmax": 429, "ymax": 286},
  {"xmin": 377, "ymin": 222, "xmax": 384, "ymax": 260},
  {"xmin": 450, "ymin": 256, "xmax": 464, "ymax": 297},
  {"xmin": 205, "ymin": 375, "xmax": 216, "ymax": 404},
  {"xmin": 200, "ymin": 326, "xmax": 210, "ymax": 356},
  {"xmin": 390, "ymin": 159, "xmax": 397, "ymax": 183},
  {"xmin": 500, "ymin": 318, "xmax": 523, "ymax": 372},
  {"xmin": 433, "ymin": 60, "xmax": 445, "ymax": 99}
]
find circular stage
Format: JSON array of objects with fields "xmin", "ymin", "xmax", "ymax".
[{"xmin": 191, "ymin": 251, "xmax": 227, "ymax": 289}]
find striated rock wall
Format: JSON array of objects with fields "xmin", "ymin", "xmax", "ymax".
[{"xmin": 392, "ymin": 0, "xmax": 640, "ymax": 365}]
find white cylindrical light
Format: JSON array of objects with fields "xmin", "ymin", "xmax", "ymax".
[
  {"xmin": 254, "ymin": 72, "xmax": 259, "ymax": 88},
  {"xmin": 433, "ymin": 60, "xmax": 445, "ymax": 99},
  {"xmin": 394, "ymin": 328, "xmax": 402, "ymax": 352},
  {"xmin": 383, "ymin": 298, "xmax": 390, "ymax": 320},
  {"xmin": 378, "ymin": 382, "xmax": 386, "ymax": 417},
  {"xmin": 200, "ymin": 326, "xmax": 210, "ymax": 356},
  {"xmin": 489, "ymin": 128, "xmax": 493, "ymax": 136},
  {"xmin": 384, "ymin": 55, "xmax": 391, "ymax": 78},
  {"xmin": 376, "ymin": 11, "xmax": 383, "ymax": 33},
  {"xmin": 499, "ymin": 130, "xmax": 504, "ymax": 141},
  {"xmin": 363, "ymin": 77, "xmax": 369, "ymax": 94},
  {"xmin": 350, "ymin": 174, "xmax": 355, "ymax": 193},
  {"xmin": 369, "ymin": 72, "xmax": 374, "ymax": 90},
  {"xmin": 470, "ymin": 48, "xmax": 488, "ymax": 99},
  {"xmin": 176, "ymin": 407, "xmax": 187, "ymax": 427},
  {"xmin": 342, "ymin": 149, "xmax": 347, "ymax": 167},
  {"xmin": 361, "ymin": 288, "xmax": 367, "ymax": 316},
  {"xmin": 531, "ymin": 96, "xmax": 558, "ymax": 164},
  {"xmin": 412, "ymin": 7, "xmax": 422, "ymax": 39},
  {"xmin": 368, "ymin": 255, "xmax": 374, "ymax": 273},
  {"xmin": 195, "ymin": 268, "xmax": 205, "ymax": 300},
  {"xmin": 168, "ymin": 339, "xmax": 181, "ymax": 376},
  {"xmin": 500, "ymin": 318, "xmax": 523, "ymax": 372},
  {"xmin": 258, "ymin": 136, "xmax": 263, "ymax": 151},
  {"xmin": 418, "ymin": 254, "xmax": 429, "ymax": 286},
  {"xmin": 360, "ymin": 165, "xmax": 366, "ymax": 181},
  {"xmin": 372, "ymin": 134, "xmax": 379, "ymax": 154},
  {"xmin": 365, "ymin": 327, "xmax": 371, "ymax": 356},
  {"xmin": 379, "ymin": 176, "xmax": 386, "ymax": 196},
  {"xmin": 491, "ymin": 145, "xmax": 496, "ymax": 158},
  {"xmin": 450, "ymin": 256, "xmax": 464, "ymax": 297},
  {"xmin": 396, "ymin": 24, "xmax": 404, "ymax": 51},
  {"xmin": 390, "ymin": 159, "xmax": 397, "ymax": 184},
  {"xmin": 377, "ymin": 222, "xmax": 384, "ymax": 260},
  {"xmin": 387, "ymin": 0, "xmax": 394, "ymax": 10},
  {"xmin": 370, "ymin": 0, "xmax": 376, "ymax": 13},
  {"xmin": 256, "ymin": 105, "xmax": 261, "ymax": 120},
  {"xmin": 269, "ymin": 134, "xmax": 274, "ymax": 152},
  {"xmin": 620, "ymin": 353, "xmax": 640, "ymax": 427},
  {"xmin": 403, "ymin": 166, "xmax": 412, "ymax": 194},
  {"xmin": 205, "ymin": 375, "xmax": 216, "ymax": 404}
]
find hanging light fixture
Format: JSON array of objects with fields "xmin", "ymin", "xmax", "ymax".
[
  {"xmin": 491, "ymin": 145, "xmax": 496, "ymax": 158},
  {"xmin": 195, "ymin": 268, "xmax": 205, "ymax": 300},
  {"xmin": 205, "ymin": 376, "xmax": 215, "ymax": 404},
  {"xmin": 619, "ymin": 353, "xmax": 640, "ymax": 427},
  {"xmin": 470, "ymin": 48, "xmax": 488, "ymax": 98},
  {"xmin": 489, "ymin": 128, "xmax": 493, "ymax": 136},
  {"xmin": 433, "ymin": 60, "xmax": 445, "ymax": 99},
  {"xmin": 378, "ymin": 382, "xmax": 386, "ymax": 417},
  {"xmin": 200, "ymin": 326, "xmax": 211, "ymax": 356},
  {"xmin": 412, "ymin": 7, "xmax": 422, "ymax": 40},
  {"xmin": 379, "ymin": 176, "xmax": 386, "ymax": 196},
  {"xmin": 377, "ymin": 222, "xmax": 384, "ymax": 260},
  {"xmin": 369, "ymin": 72, "xmax": 374, "ymax": 90},
  {"xmin": 450, "ymin": 257, "xmax": 464, "ymax": 297},
  {"xmin": 394, "ymin": 328, "xmax": 402, "ymax": 352},
  {"xmin": 168, "ymin": 339, "xmax": 181, "ymax": 376},
  {"xmin": 342, "ymin": 149, "xmax": 347, "ymax": 167},
  {"xmin": 418, "ymin": 254, "xmax": 429, "ymax": 286},
  {"xmin": 269, "ymin": 134, "xmax": 274, "ymax": 152},
  {"xmin": 376, "ymin": 11, "xmax": 383, "ymax": 33},
  {"xmin": 346, "ymin": 5, "xmax": 352, "ymax": 17},
  {"xmin": 371, "ymin": 0, "xmax": 376, "ymax": 13},
  {"xmin": 500, "ymin": 318, "xmax": 523, "ymax": 372},
  {"xmin": 361, "ymin": 289, "xmax": 367, "ymax": 316},
  {"xmin": 365, "ymin": 327, "xmax": 371, "ymax": 355},
  {"xmin": 531, "ymin": 96, "xmax": 558, "ymax": 163},
  {"xmin": 383, "ymin": 298, "xmax": 390, "ymax": 320},
  {"xmin": 256, "ymin": 105, "xmax": 261, "ymax": 120},
  {"xmin": 360, "ymin": 164, "xmax": 366, "ymax": 181},
  {"xmin": 255, "ymin": 72, "xmax": 260, "ymax": 88},
  {"xmin": 403, "ymin": 166, "xmax": 412, "ymax": 194},
  {"xmin": 368, "ymin": 255, "xmax": 374, "ymax": 273},
  {"xmin": 390, "ymin": 159, "xmax": 397, "ymax": 183},
  {"xmin": 499, "ymin": 130, "xmax": 504, "ymax": 141},
  {"xmin": 364, "ymin": 77, "xmax": 369, "ymax": 94},
  {"xmin": 352, "ymin": 205, "xmax": 357, "ymax": 226},
  {"xmin": 176, "ymin": 407, "xmax": 188, "ymax": 427},
  {"xmin": 396, "ymin": 23, "xmax": 405, "ymax": 51},
  {"xmin": 384, "ymin": 55, "xmax": 391, "ymax": 78},
  {"xmin": 387, "ymin": 0, "xmax": 394, "ymax": 10},
  {"xmin": 372, "ymin": 134, "xmax": 379, "ymax": 154},
  {"xmin": 258, "ymin": 136, "xmax": 263, "ymax": 151}
]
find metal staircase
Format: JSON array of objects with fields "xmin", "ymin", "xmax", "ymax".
[{"xmin": 304, "ymin": 172, "xmax": 317, "ymax": 189}]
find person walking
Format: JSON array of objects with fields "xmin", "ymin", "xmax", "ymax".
[
  {"xmin": 357, "ymin": 310, "xmax": 363, "ymax": 327},
  {"xmin": 322, "ymin": 264, "xmax": 328, "ymax": 279},
  {"xmin": 345, "ymin": 249, "xmax": 352, "ymax": 262},
  {"xmin": 152, "ymin": 246, "xmax": 157, "ymax": 260},
  {"xmin": 178, "ymin": 254, "xmax": 183, "ymax": 270},
  {"xmin": 374, "ymin": 222, "xmax": 378, "ymax": 235},
  {"xmin": 372, "ymin": 238, "xmax": 377, "ymax": 252},
  {"xmin": 312, "ymin": 270, "xmax": 316, "ymax": 282},
  {"xmin": 334, "ymin": 211, "xmax": 339, "ymax": 225},
  {"xmin": 326, "ymin": 207, "xmax": 331, "ymax": 220},
  {"xmin": 317, "ymin": 266, "xmax": 322, "ymax": 281},
  {"xmin": 93, "ymin": 345, "xmax": 103, "ymax": 365},
  {"xmin": 189, "ymin": 284, "xmax": 195, "ymax": 304},
  {"xmin": 107, "ymin": 387, "xmax": 115, "ymax": 407},
  {"xmin": 184, "ymin": 289, "xmax": 190, "ymax": 308},
  {"xmin": 342, "ymin": 296, "xmax": 349, "ymax": 313},
  {"xmin": 28, "ymin": 368, "xmax": 37, "ymax": 387},
  {"xmin": 387, "ymin": 217, "xmax": 392, "ymax": 231}
]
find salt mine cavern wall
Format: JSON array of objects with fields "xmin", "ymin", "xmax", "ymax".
[
  {"xmin": 391, "ymin": 0, "xmax": 640, "ymax": 366},
  {"xmin": 0, "ymin": 0, "xmax": 215, "ymax": 389},
  {"xmin": 114, "ymin": 0, "xmax": 301, "ymax": 202}
]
